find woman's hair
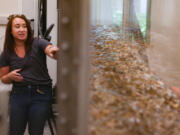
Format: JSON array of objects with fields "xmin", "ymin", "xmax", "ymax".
[{"xmin": 4, "ymin": 14, "xmax": 34, "ymax": 53}]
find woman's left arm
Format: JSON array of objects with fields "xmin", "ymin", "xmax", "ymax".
[{"xmin": 45, "ymin": 44, "xmax": 59, "ymax": 59}]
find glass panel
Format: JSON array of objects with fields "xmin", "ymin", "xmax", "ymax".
[
  {"xmin": 89, "ymin": 0, "xmax": 180, "ymax": 135},
  {"xmin": 148, "ymin": 0, "xmax": 180, "ymax": 86}
]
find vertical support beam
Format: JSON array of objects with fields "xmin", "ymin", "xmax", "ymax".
[
  {"xmin": 57, "ymin": 0, "xmax": 77, "ymax": 134},
  {"xmin": 57, "ymin": 0, "xmax": 89, "ymax": 135},
  {"xmin": 76, "ymin": 1, "xmax": 90, "ymax": 135},
  {"xmin": 122, "ymin": 0, "xmax": 131, "ymax": 30},
  {"xmin": 146, "ymin": 0, "xmax": 152, "ymax": 44},
  {"xmin": 122, "ymin": 0, "xmax": 148, "ymax": 64},
  {"xmin": 122, "ymin": 0, "xmax": 144, "ymax": 44},
  {"xmin": 122, "ymin": 0, "xmax": 131, "ymax": 40}
]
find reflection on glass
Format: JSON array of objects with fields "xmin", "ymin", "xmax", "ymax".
[
  {"xmin": 134, "ymin": 0, "xmax": 148, "ymax": 36},
  {"xmin": 91, "ymin": 0, "xmax": 123, "ymax": 26},
  {"xmin": 91, "ymin": 0, "xmax": 148, "ymax": 38}
]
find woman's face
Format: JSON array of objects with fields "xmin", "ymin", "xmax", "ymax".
[{"xmin": 11, "ymin": 17, "xmax": 28, "ymax": 42}]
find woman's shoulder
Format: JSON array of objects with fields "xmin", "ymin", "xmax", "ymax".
[
  {"xmin": 0, "ymin": 50, "xmax": 11, "ymax": 64},
  {"xmin": 32, "ymin": 37, "xmax": 40, "ymax": 42},
  {"xmin": 32, "ymin": 37, "xmax": 43, "ymax": 46},
  {"xmin": 33, "ymin": 37, "xmax": 50, "ymax": 44},
  {"xmin": 0, "ymin": 50, "xmax": 11, "ymax": 57},
  {"xmin": 32, "ymin": 37, "xmax": 51, "ymax": 50}
]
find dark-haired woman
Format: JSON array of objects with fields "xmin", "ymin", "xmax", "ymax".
[{"xmin": 0, "ymin": 14, "xmax": 59, "ymax": 135}]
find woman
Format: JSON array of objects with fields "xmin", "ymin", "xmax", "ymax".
[{"xmin": 0, "ymin": 14, "xmax": 59, "ymax": 135}]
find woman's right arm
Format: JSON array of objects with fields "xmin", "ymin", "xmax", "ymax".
[
  {"xmin": 171, "ymin": 86, "xmax": 180, "ymax": 98},
  {"xmin": 0, "ymin": 66, "xmax": 23, "ymax": 84}
]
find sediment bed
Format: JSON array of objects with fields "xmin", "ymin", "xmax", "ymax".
[{"xmin": 89, "ymin": 25, "xmax": 180, "ymax": 135}]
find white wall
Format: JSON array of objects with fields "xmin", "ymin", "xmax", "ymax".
[
  {"xmin": 0, "ymin": 26, "xmax": 5, "ymax": 52},
  {"xmin": 0, "ymin": 0, "xmax": 22, "ymax": 16}
]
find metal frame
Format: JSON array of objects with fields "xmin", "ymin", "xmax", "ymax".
[{"xmin": 56, "ymin": 0, "xmax": 90, "ymax": 135}]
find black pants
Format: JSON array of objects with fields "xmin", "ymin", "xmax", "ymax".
[{"xmin": 9, "ymin": 84, "xmax": 52, "ymax": 135}]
